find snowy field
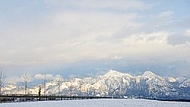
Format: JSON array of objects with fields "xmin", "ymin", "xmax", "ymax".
[{"xmin": 1, "ymin": 99, "xmax": 190, "ymax": 107}]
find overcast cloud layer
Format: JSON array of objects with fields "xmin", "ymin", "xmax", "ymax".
[{"xmin": 0, "ymin": 0, "xmax": 190, "ymax": 84}]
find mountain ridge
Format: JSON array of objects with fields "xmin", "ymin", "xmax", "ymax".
[{"xmin": 2, "ymin": 70, "xmax": 190, "ymax": 100}]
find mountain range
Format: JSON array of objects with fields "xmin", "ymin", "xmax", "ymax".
[{"xmin": 2, "ymin": 70, "xmax": 190, "ymax": 100}]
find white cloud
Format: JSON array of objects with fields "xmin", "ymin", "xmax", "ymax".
[
  {"xmin": 1, "ymin": 0, "xmax": 190, "ymax": 77},
  {"xmin": 0, "ymin": 8, "xmax": 188, "ymax": 66},
  {"xmin": 0, "ymin": 8, "xmax": 141, "ymax": 66},
  {"xmin": 158, "ymin": 11, "xmax": 174, "ymax": 18},
  {"xmin": 0, "ymin": 0, "xmax": 150, "ymax": 67},
  {"xmin": 34, "ymin": 74, "xmax": 63, "ymax": 80},
  {"xmin": 34, "ymin": 74, "xmax": 52, "ymax": 80},
  {"xmin": 167, "ymin": 29, "xmax": 190, "ymax": 46},
  {"xmin": 111, "ymin": 55, "xmax": 123, "ymax": 60},
  {"xmin": 45, "ymin": 0, "xmax": 150, "ymax": 11},
  {"xmin": 185, "ymin": 29, "xmax": 190, "ymax": 36}
]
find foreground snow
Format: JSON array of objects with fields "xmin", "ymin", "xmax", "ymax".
[{"xmin": 1, "ymin": 99, "xmax": 190, "ymax": 107}]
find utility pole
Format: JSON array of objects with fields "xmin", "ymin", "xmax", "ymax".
[
  {"xmin": 119, "ymin": 81, "xmax": 122, "ymax": 97},
  {"xmin": 69, "ymin": 79, "xmax": 72, "ymax": 97},
  {"xmin": 87, "ymin": 78, "xmax": 91, "ymax": 96},
  {"xmin": 38, "ymin": 85, "xmax": 41, "ymax": 101},
  {"xmin": 57, "ymin": 79, "xmax": 61, "ymax": 95},
  {"xmin": 23, "ymin": 72, "xmax": 29, "ymax": 95},
  {"xmin": 43, "ymin": 77, "xmax": 46, "ymax": 95},
  {"xmin": 79, "ymin": 80, "xmax": 83, "ymax": 96},
  {"xmin": 0, "ymin": 68, "xmax": 5, "ymax": 94}
]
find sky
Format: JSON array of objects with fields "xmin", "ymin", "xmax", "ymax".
[{"xmin": 0, "ymin": 0, "xmax": 190, "ymax": 84}]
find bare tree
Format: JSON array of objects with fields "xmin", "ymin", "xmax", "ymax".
[
  {"xmin": 57, "ymin": 79, "xmax": 62, "ymax": 95},
  {"xmin": 0, "ymin": 68, "xmax": 6, "ymax": 94},
  {"xmin": 79, "ymin": 80, "xmax": 83, "ymax": 96},
  {"xmin": 22, "ymin": 72, "xmax": 29, "ymax": 95},
  {"xmin": 38, "ymin": 85, "xmax": 41, "ymax": 96},
  {"xmin": 42, "ymin": 77, "xmax": 46, "ymax": 95},
  {"xmin": 66, "ymin": 78, "xmax": 72, "ymax": 97},
  {"xmin": 86, "ymin": 77, "xmax": 92, "ymax": 96}
]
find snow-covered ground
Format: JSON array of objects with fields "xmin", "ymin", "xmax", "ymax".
[{"xmin": 1, "ymin": 99, "xmax": 189, "ymax": 107}]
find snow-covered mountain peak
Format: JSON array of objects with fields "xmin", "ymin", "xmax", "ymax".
[
  {"xmin": 103, "ymin": 70, "xmax": 132, "ymax": 78},
  {"xmin": 142, "ymin": 71, "xmax": 164, "ymax": 81},
  {"xmin": 104, "ymin": 70, "xmax": 123, "ymax": 76},
  {"xmin": 142, "ymin": 71, "xmax": 156, "ymax": 76},
  {"xmin": 167, "ymin": 77, "xmax": 177, "ymax": 82}
]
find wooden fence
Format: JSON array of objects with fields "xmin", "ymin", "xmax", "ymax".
[{"xmin": 0, "ymin": 94, "xmax": 113, "ymax": 103}]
